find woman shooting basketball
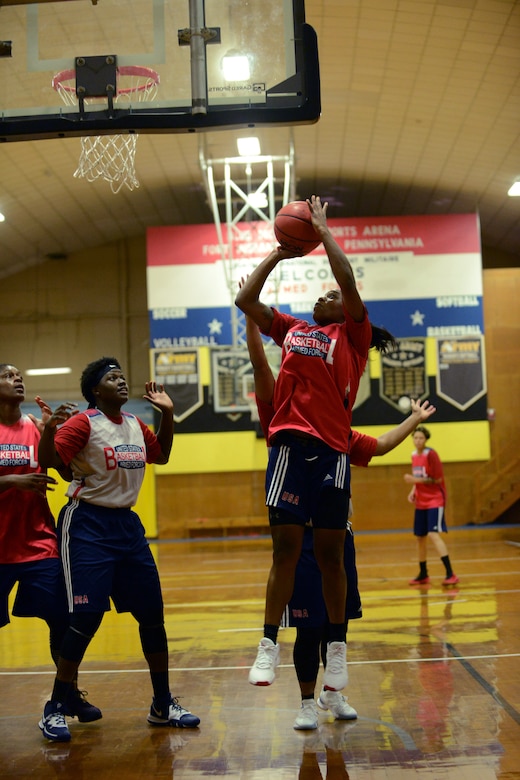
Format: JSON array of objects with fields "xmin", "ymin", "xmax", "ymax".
[{"xmin": 235, "ymin": 195, "xmax": 372, "ymax": 692}]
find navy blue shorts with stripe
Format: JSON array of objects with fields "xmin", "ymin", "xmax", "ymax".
[
  {"xmin": 282, "ymin": 522, "xmax": 362, "ymax": 628},
  {"xmin": 266, "ymin": 432, "xmax": 351, "ymax": 529},
  {"xmin": 0, "ymin": 558, "xmax": 68, "ymax": 627},
  {"xmin": 413, "ymin": 506, "xmax": 447, "ymax": 536},
  {"xmin": 58, "ymin": 499, "xmax": 163, "ymax": 615}
]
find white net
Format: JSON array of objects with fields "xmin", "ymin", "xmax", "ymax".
[
  {"xmin": 73, "ymin": 134, "xmax": 139, "ymax": 194},
  {"xmin": 53, "ymin": 66, "xmax": 159, "ymax": 194}
]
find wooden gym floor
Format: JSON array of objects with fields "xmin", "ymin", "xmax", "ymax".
[{"xmin": 1, "ymin": 525, "xmax": 519, "ymax": 779}]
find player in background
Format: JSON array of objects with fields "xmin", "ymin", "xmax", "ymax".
[
  {"xmin": 236, "ymin": 196, "xmax": 372, "ymax": 694},
  {"xmin": 37, "ymin": 357, "xmax": 200, "ymax": 742},
  {"xmin": 242, "ymin": 313, "xmax": 435, "ymax": 728},
  {"xmin": 0, "ymin": 363, "xmax": 101, "ymax": 724},
  {"xmin": 290, "ymin": 410, "xmax": 436, "ymax": 730},
  {"xmin": 405, "ymin": 425, "xmax": 459, "ymax": 586}
]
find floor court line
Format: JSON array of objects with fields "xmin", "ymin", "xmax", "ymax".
[
  {"xmin": 164, "ymin": 586, "xmax": 520, "ymax": 609},
  {"xmin": 2, "ymin": 652, "xmax": 518, "ymax": 677},
  {"xmin": 447, "ymin": 641, "xmax": 520, "ymax": 725}
]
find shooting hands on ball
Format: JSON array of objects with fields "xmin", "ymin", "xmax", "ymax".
[
  {"xmin": 236, "ymin": 195, "xmax": 333, "ymax": 332},
  {"xmin": 273, "ymin": 244, "xmax": 300, "ymax": 260},
  {"xmin": 306, "ymin": 194, "xmax": 329, "ymax": 237}
]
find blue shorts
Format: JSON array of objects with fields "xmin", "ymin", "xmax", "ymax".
[
  {"xmin": 282, "ymin": 522, "xmax": 362, "ymax": 628},
  {"xmin": 266, "ymin": 433, "xmax": 350, "ymax": 529},
  {"xmin": 414, "ymin": 507, "xmax": 447, "ymax": 536},
  {"xmin": 0, "ymin": 558, "xmax": 68, "ymax": 628},
  {"xmin": 58, "ymin": 499, "xmax": 163, "ymax": 615}
]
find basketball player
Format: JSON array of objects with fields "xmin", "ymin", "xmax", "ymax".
[
  {"xmin": 405, "ymin": 425, "xmax": 459, "ymax": 586},
  {"xmin": 290, "ymin": 415, "xmax": 436, "ymax": 730},
  {"xmin": 0, "ymin": 364, "xmax": 101, "ymax": 724},
  {"xmin": 242, "ymin": 312, "xmax": 435, "ymax": 728},
  {"xmin": 37, "ymin": 357, "xmax": 200, "ymax": 742},
  {"xmin": 235, "ymin": 195, "xmax": 372, "ymax": 693}
]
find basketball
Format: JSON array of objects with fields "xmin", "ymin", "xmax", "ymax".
[{"xmin": 274, "ymin": 201, "xmax": 321, "ymax": 255}]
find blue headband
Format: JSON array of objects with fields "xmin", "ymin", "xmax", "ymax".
[{"xmin": 91, "ymin": 362, "xmax": 120, "ymax": 389}]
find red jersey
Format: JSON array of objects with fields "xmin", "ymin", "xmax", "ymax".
[
  {"xmin": 350, "ymin": 430, "xmax": 378, "ymax": 468},
  {"xmin": 255, "ymin": 402, "xmax": 378, "ymax": 470},
  {"xmin": 256, "ymin": 396, "xmax": 275, "ymax": 441},
  {"xmin": 411, "ymin": 447, "xmax": 446, "ymax": 509},
  {"xmin": 0, "ymin": 415, "xmax": 58, "ymax": 564},
  {"xmin": 264, "ymin": 307, "xmax": 371, "ymax": 452}
]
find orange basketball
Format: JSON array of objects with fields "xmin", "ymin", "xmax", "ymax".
[{"xmin": 274, "ymin": 201, "xmax": 321, "ymax": 255}]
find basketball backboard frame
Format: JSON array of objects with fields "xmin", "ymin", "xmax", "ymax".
[{"xmin": 0, "ymin": 0, "xmax": 320, "ymax": 142}]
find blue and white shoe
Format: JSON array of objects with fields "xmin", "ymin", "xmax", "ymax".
[
  {"xmin": 64, "ymin": 689, "xmax": 102, "ymax": 722},
  {"xmin": 39, "ymin": 701, "xmax": 71, "ymax": 742},
  {"xmin": 147, "ymin": 695, "xmax": 200, "ymax": 728}
]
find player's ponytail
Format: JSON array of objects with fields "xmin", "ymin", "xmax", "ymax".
[{"xmin": 370, "ymin": 324, "xmax": 397, "ymax": 354}]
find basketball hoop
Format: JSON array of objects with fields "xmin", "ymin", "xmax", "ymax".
[{"xmin": 52, "ymin": 66, "xmax": 159, "ymax": 194}]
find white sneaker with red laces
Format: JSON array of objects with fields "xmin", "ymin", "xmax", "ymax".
[
  {"xmin": 248, "ymin": 638, "xmax": 280, "ymax": 685},
  {"xmin": 322, "ymin": 641, "xmax": 348, "ymax": 691},
  {"xmin": 318, "ymin": 687, "xmax": 357, "ymax": 720}
]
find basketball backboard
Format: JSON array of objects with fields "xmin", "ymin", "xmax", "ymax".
[{"xmin": 0, "ymin": 0, "xmax": 320, "ymax": 141}]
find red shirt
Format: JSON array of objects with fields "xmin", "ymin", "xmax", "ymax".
[
  {"xmin": 411, "ymin": 447, "xmax": 446, "ymax": 509},
  {"xmin": 350, "ymin": 430, "xmax": 378, "ymax": 467},
  {"xmin": 264, "ymin": 307, "xmax": 371, "ymax": 452},
  {"xmin": 255, "ymin": 399, "xmax": 378, "ymax": 471},
  {"xmin": 0, "ymin": 415, "xmax": 58, "ymax": 563}
]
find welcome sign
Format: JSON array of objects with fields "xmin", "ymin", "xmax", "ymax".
[{"xmin": 147, "ymin": 213, "xmax": 483, "ymax": 347}]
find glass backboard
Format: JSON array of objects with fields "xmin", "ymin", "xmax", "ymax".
[{"xmin": 0, "ymin": 0, "xmax": 320, "ymax": 141}]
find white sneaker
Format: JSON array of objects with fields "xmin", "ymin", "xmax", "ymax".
[
  {"xmin": 317, "ymin": 687, "xmax": 357, "ymax": 720},
  {"xmin": 248, "ymin": 638, "xmax": 280, "ymax": 685},
  {"xmin": 322, "ymin": 641, "xmax": 348, "ymax": 691},
  {"xmin": 293, "ymin": 699, "xmax": 319, "ymax": 730}
]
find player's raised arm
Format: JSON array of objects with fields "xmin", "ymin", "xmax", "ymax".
[
  {"xmin": 307, "ymin": 195, "xmax": 365, "ymax": 322},
  {"xmin": 235, "ymin": 247, "xmax": 295, "ymax": 332},
  {"xmin": 375, "ymin": 399, "xmax": 436, "ymax": 456}
]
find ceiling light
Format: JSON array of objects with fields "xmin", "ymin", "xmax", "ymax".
[
  {"xmin": 222, "ymin": 51, "xmax": 250, "ymax": 81},
  {"xmin": 0, "ymin": 213, "xmax": 5, "ymax": 222},
  {"xmin": 25, "ymin": 367, "xmax": 72, "ymax": 376},
  {"xmin": 507, "ymin": 181, "xmax": 520, "ymax": 197},
  {"xmin": 248, "ymin": 192, "xmax": 268, "ymax": 208},
  {"xmin": 237, "ymin": 136, "xmax": 261, "ymax": 157}
]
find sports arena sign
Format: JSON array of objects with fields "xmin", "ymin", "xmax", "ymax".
[{"xmin": 146, "ymin": 213, "xmax": 483, "ymax": 347}]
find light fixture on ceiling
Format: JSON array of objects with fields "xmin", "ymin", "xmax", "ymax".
[
  {"xmin": 248, "ymin": 192, "xmax": 268, "ymax": 208},
  {"xmin": 0, "ymin": 212, "xmax": 5, "ymax": 222},
  {"xmin": 221, "ymin": 50, "xmax": 250, "ymax": 81},
  {"xmin": 25, "ymin": 367, "xmax": 72, "ymax": 376},
  {"xmin": 507, "ymin": 181, "xmax": 520, "ymax": 197},
  {"xmin": 237, "ymin": 136, "xmax": 261, "ymax": 157}
]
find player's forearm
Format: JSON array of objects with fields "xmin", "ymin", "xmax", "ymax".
[
  {"xmin": 38, "ymin": 425, "xmax": 61, "ymax": 469},
  {"xmin": 235, "ymin": 251, "xmax": 280, "ymax": 311},
  {"xmin": 375, "ymin": 410, "xmax": 425, "ymax": 455},
  {"xmin": 154, "ymin": 412, "xmax": 174, "ymax": 464},
  {"xmin": 318, "ymin": 230, "xmax": 365, "ymax": 321}
]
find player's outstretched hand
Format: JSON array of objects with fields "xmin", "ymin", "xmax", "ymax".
[
  {"xmin": 12, "ymin": 472, "xmax": 58, "ymax": 495},
  {"xmin": 274, "ymin": 244, "xmax": 301, "ymax": 260},
  {"xmin": 410, "ymin": 398, "xmax": 436, "ymax": 421},
  {"xmin": 307, "ymin": 195, "xmax": 329, "ymax": 234},
  {"xmin": 143, "ymin": 382, "xmax": 174, "ymax": 414},
  {"xmin": 44, "ymin": 403, "xmax": 79, "ymax": 431},
  {"xmin": 28, "ymin": 396, "xmax": 55, "ymax": 433}
]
